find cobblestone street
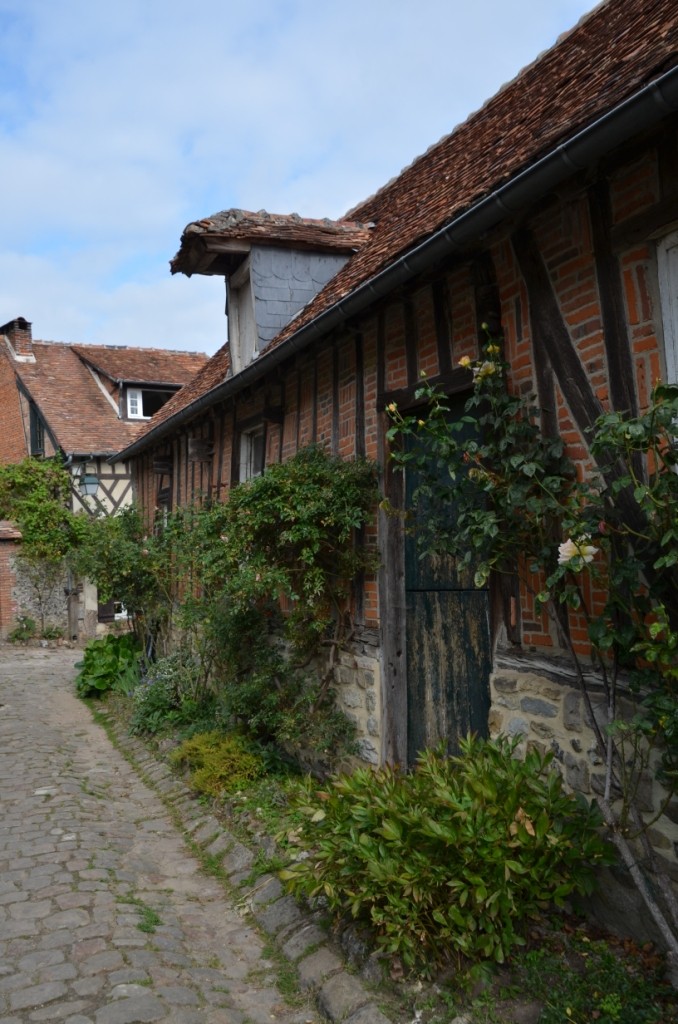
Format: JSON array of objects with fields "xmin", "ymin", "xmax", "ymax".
[{"xmin": 0, "ymin": 645, "xmax": 321, "ymax": 1024}]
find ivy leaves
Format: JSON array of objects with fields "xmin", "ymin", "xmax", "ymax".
[{"xmin": 0, "ymin": 457, "xmax": 85, "ymax": 564}]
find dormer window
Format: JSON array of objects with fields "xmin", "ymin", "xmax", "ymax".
[
  {"xmin": 126, "ymin": 387, "xmax": 175, "ymax": 420},
  {"xmin": 228, "ymin": 256, "xmax": 257, "ymax": 374}
]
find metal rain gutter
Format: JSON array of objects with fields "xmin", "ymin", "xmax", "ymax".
[{"xmin": 115, "ymin": 63, "xmax": 678, "ymax": 463}]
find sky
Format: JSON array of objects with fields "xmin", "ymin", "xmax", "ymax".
[{"xmin": 0, "ymin": 0, "xmax": 599, "ymax": 357}]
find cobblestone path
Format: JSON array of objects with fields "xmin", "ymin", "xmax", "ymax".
[{"xmin": 0, "ymin": 646, "xmax": 319, "ymax": 1024}]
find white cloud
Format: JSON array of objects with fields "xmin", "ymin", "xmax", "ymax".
[{"xmin": 0, "ymin": 0, "xmax": 597, "ymax": 355}]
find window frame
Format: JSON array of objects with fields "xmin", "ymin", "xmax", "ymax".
[
  {"xmin": 126, "ymin": 387, "xmax": 174, "ymax": 420},
  {"xmin": 228, "ymin": 256, "xmax": 258, "ymax": 373},
  {"xmin": 126, "ymin": 388, "xmax": 144, "ymax": 419},
  {"xmin": 29, "ymin": 403, "xmax": 45, "ymax": 456},
  {"xmin": 238, "ymin": 424, "xmax": 266, "ymax": 483}
]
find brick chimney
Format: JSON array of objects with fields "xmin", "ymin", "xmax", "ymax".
[{"xmin": 0, "ymin": 317, "xmax": 34, "ymax": 361}]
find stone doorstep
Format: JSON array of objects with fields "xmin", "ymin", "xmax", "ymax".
[{"xmin": 111, "ymin": 729, "xmax": 396, "ymax": 1024}]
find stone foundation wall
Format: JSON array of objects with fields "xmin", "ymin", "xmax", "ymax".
[
  {"xmin": 11, "ymin": 553, "xmax": 69, "ymax": 634},
  {"xmin": 333, "ymin": 629, "xmax": 382, "ymax": 765},
  {"xmin": 490, "ymin": 658, "xmax": 678, "ymax": 944}
]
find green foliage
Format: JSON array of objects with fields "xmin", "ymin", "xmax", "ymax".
[
  {"xmin": 509, "ymin": 929, "xmax": 673, "ymax": 1024},
  {"xmin": 129, "ymin": 651, "xmax": 220, "ymax": 736},
  {"xmin": 197, "ymin": 445, "xmax": 377, "ymax": 644},
  {"xmin": 189, "ymin": 447, "xmax": 374, "ymax": 760},
  {"xmin": 70, "ymin": 505, "xmax": 171, "ymax": 650},
  {"xmin": 75, "ymin": 633, "xmax": 142, "ymax": 698},
  {"xmin": 170, "ymin": 730, "xmax": 265, "ymax": 796},
  {"xmin": 7, "ymin": 615, "xmax": 37, "ymax": 643},
  {"xmin": 0, "ymin": 458, "xmax": 85, "ymax": 563},
  {"xmin": 280, "ymin": 736, "xmax": 611, "ymax": 974},
  {"xmin": 74, "ymin": 448, "xmax": 374, "ymax": 764},
  {"xmin": 388, "ymin": 337, "xmax": 678, "ymax": 814}
]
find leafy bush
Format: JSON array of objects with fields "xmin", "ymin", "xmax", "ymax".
[
  {"xmin": 129, "ymin": 652, "xmax": 219, "ymax": 736},
  {"xmin": 75, "ymin": 633, "xmax": 142, "ymax": 698},
  {"xmin": 170, "ymin": 730, "xmax": 265, "ymax": 796},
  {"xmin": 40, "ymin": 624, "xmax": 65, "ymax": 641},
  {"xmin": 7, "ymin": 615, "xmax": 37, "ymax": 643},
  {"xmin": 192, "ymin": 447, "xmax": 376, "ymax": 763},
  {"xmin": 280, "ymin": 735, "xmax": 612, "ymax": 973},
  {"xmin": 205, "ymin": 602, "xmax": 355, "ymax": 759}
]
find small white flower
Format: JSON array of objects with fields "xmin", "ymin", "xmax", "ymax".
[{"xmin": 558, "ymin": 535, "xmax": 598, "ymax": 566}]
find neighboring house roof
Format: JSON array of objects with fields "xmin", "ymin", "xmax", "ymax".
[
  {"xmin": 145, "ymin": 342, "xmax": 232, "ymax": 434},
  {"xmin": 118, "ymin": 0, "xmax": 678, "ymax": 458},
  {"xmin": 0, "ymin": 520, "xmax": 22, "ymax": 541},
  {"xmin": 15, "ymin": 343, "xmax": 147, "ymax": 456},
  {"xmin": 3, "ymin": 337, "xmax": 208, "ymax": 459},
  {"xmin": 72, "ymin": 345, "xmax": 207, "ymax": 387},
  {"xmin": 171, "ymin": 209, "xmax": 373, "ymax": 278}
]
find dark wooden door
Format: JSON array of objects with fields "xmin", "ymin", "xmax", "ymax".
[{"xmin": 404, "ymin": 396, "xmax": 491, "ymax": 764}]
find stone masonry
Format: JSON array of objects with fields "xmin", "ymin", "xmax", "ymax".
[{"xmin": 489, "ymin": 664, "xmax": 678, "ymax": 943}]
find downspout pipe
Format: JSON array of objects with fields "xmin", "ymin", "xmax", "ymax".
[{"xmin": 116, "ymin": 64, "xmax": 678, "ymax": 463}]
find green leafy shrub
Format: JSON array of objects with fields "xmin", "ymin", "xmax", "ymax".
[
  {"xmin": 129, "ymin": 652, "xmax": 220, "ymax": 736},
  {"xmin": 7, "ymin": 615, "xmax": 37, "ymax": 643},
  {"xmin": 205, "ymin": 602, "xmax": 355, "ymax": 759},
  {"xmin": 75, "ymin": 633, "xmax": 142, "ymax": 698},
  {"xmin": 41, "ymin": 624, "xmax": 64, "ymax": 641},
  {"xmin": 280, "ymin": 735, "xmax": 612, "ymax": 973},
  {"xmin": 192, "ymin": 447, "xmax": 376, "ymax": 763},
  {"xmin": 170, "ymin": 730, "xmax": 265, "ymax": 796}
]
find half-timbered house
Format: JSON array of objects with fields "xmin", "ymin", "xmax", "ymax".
[
  {"xmin": 118, "ymin": 0, "xmax": 678, "ymax": 802},
  {"xmin": 0, "ymin": 317, "xmax": 207, "ymax": 637}
]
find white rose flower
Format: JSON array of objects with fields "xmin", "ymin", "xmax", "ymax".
[{"xmin": 558, "ymin": 535, "xmax": 598, "ymax": 566}]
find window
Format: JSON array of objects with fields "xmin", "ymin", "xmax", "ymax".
[
  {"xmin": 126, "ymin": 388, "xmax": 174, "ymax": 419},
  {"xmin": 29, "ymin": 404, "xmax": 44, "ymax": 455},
  {"xmin": 228, "ymin": 257, "xmax": 258, "ymax": 373},
  {"xmin": 97, "ymin": 599, "xmax": 128, "ymax": 623},
  {"xmin": 657, "ymin": 229, "xmax": 678, "ymax": 384},
  {"xmin": 239, "ymin": 426, "xmax": 265, "ymax": 482}
]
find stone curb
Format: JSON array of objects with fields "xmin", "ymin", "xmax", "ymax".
[{"xmin": 102, "ymin": 715, "xmax": 396, "ymax": 1024}]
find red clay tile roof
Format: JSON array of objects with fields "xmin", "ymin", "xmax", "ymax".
[
  {"xmin": 171, "ymin": 209, "xmax": 372, "ymax": 276},
  {"xmin": 72, "ymin": 345, "xmax": 207, "ymax": 386},
  {"xmin": 13, "ymin": 344, "xmax": 144, "ymax": 456},
  {"xmin": 0, "ymin": 520, "xmax": 22, "ymax": 541},
  {"xmin": 9, "ymin": 342, "xmax": 208, "ymax": 457},
  {"xmin": 143, "ymin": 341, "xmax": 232, "ymax": 432},
  {"xmin": 272, "ymin": 0, "xmax": 678, "ymax": 347},
  {"xmin": 128, "ymin": 0, "xmax": 678, "ymax": 446}
]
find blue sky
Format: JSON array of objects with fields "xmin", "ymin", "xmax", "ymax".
[{"xmin": 0, "ymin": 0, "xmax": 598, "ymax": 355}]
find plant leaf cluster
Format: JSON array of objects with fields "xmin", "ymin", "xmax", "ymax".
[
  {"xmin": 280, "ymin": 735, "xmax": 611, "ymax": 974},
  {"xmin": 0, "ymin": 457, "xmax": 87, "ymax": 563},
  {"xmin": 75, "ymin": 634, "xmax": 142, "ymax": 698},
  {"xmin": 387, "ymin": 334, "xmax": 678, "ymax": 953},
  {"xmin": 73, "ymin": 446, "xmax": 376, "ymax": 764},
  {"xmin": 169, "ymin": 730, "xmax": 265, "ymax": 796}
]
